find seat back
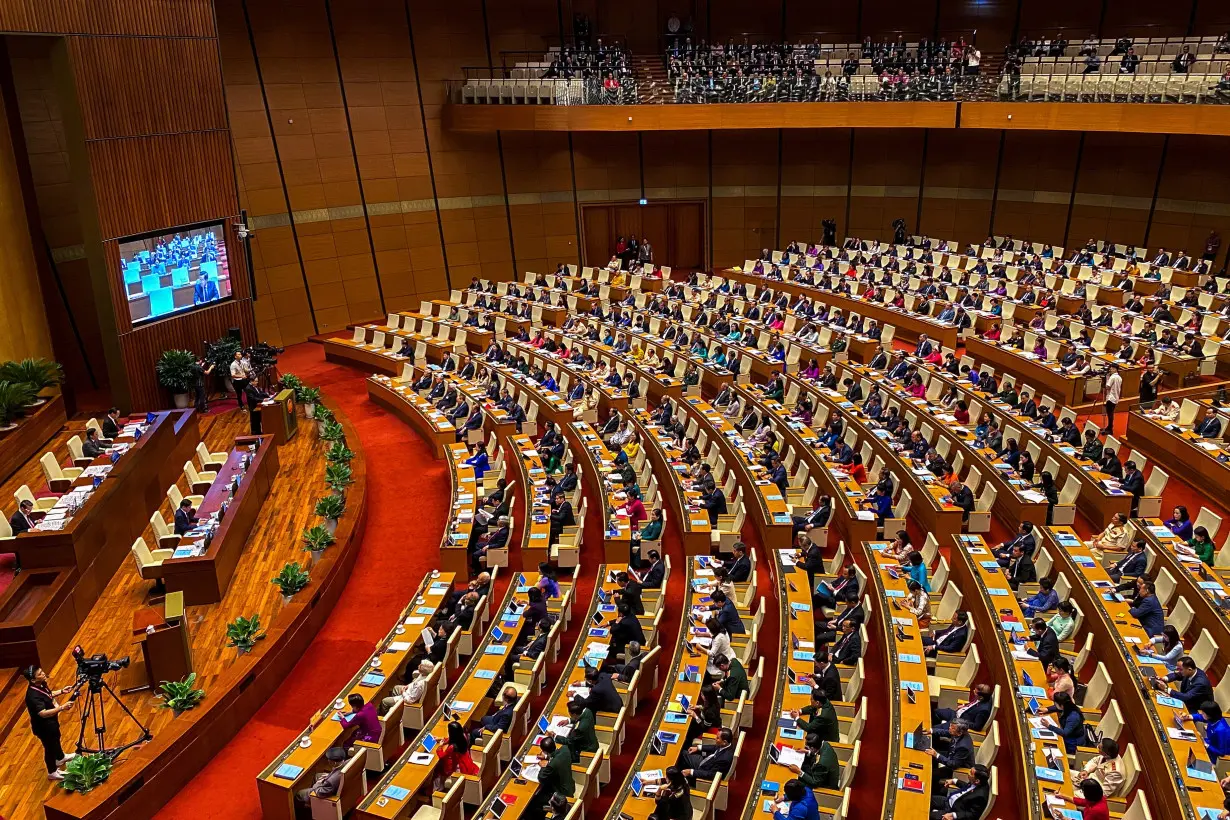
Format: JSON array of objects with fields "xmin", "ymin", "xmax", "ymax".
[
  {"xmin": 66, "ymin": 435, "xmax": 85, "ymax": 461},
  {"xmin": 150, "ymin": 512, "xmax": 174, "ymax": 541},
  {"xmin": 39, "ymin": 452, "xmax": 63, "ymax": 481}
]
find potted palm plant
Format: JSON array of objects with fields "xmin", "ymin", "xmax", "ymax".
[
  {"xmin": 0, "ymin": 381, "xmax": 36, "ymax": 434},
  {"xmin": 156, "ymin": 349, "xmax": 197, "ymax": 409},
  {"xmin": 158, "ymin": 673, "xmax": 205, "ymax": 716},
  {"xmin": 325, "ymin": 462, "xmax": 353, "ymax": 495},
  {"xmin": 59, "ymin": 753, "xmax": 113, "ymax": 793},
  {"xmin": 302, "ymin": 524, "xmax": 336, "ymax": 558},
  {"xmin": 314, "ymin": 494, "xmax": 346, "ymax": 535},
  {"xmin": 205, "ymin": 336, "xmax": 242, "ymax": 394},
  {"xmin": 0, "ymin": 358, "xmax": 63, "ymax": 405},
  {"xmin": 273, "ymin": 562, "xmax": 311, "ymax": 600},
  {"xmin": 225, "ymin": 613, "xmax": 266, "ymax": 654}
]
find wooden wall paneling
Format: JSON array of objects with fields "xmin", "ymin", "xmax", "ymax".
[
  {"xmin": 66, "ymin": 37, "xmax": 228, "ymax": 139},
  {"xmin": 591, "ymin": 0, "xmax": 662, "ymax": 52},
  {"xmin": 1193, "ymin": 1, "xmax": 1230, "ymax": 33},
  {"xmin": 1102, "ymin": 0, "xmax": 1192, "ymax": 38},
  {"xmin": 1016, "ymin": 0, "xmax": 1101, "ymax": 39},
  {"xmin": 779, "ymin": 128, "xmax": 851, "ymax": 245},
  {"xmin": 1149, "ymin": 135, "xmax": 1230, "ymax": 269},
  {"xmin": 859, "ymin": 0, "xmax": 937, "ymax": 41},
  {"xmin": 847, "ymin": 128, "xmax": 924, "ymax": 243},
  {"xmin": 708, "ymin": 0, "xmax": 783, "ymax": 42},
  {"xmin": 991, "ymin": 130, "xmax": 1081, "ymax": 246},
  {"xmin": 919, "ymin": 129, "xmax": 998, "ymax": 243},
  {"xmin": 1067, "ymin": 132, "xmax": 1165, "ymax": 249},
  {"xmin": 582, "ymin": 202, "xmax": 613, "ymax": 265},
  {"xmin": 936, "ymin": 0, "xmax": 1015, "ymax": 51},
  {"xmin": 333, "ymin": 0, "xmax": 426, "ymax": 318},
  {"xmin": 486, "ymin": 0, "xmax": 560, "ymax": 61},
  {"xmin": 0, "ymin": 0, "xmax": 216, "ymax": 38},
  {"xmin": 710, "ymin": 129, "xmax": 778, "ymax": 268},
  {"xmin": 501, "ymin": 131, "xmax": 576, "ymax": 276},
  {"xmin": 413, "ymin": 0, "xmax": 512, "ymax": 288},
  {"xmin": 670, "ymin": 201, "xmax": 705, "ymax": 269},
  {"xmin": 782, "ymin": 0, "xmax": 859, "ymax": 41},
  {"xmin": 84, "ymin": 131, "xmax": 239, "ymax": 242}
]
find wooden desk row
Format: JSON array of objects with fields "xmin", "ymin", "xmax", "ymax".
[
  {"xmin": 356, "ymin": 571, "xmax": 561, "ymax": 820},
  {"xmin": 632, "ymin": 407, "xmax": 714, "ymax": 556},
  {"xmin": 963, "ymin": 335, "xmax": 1142, "ymax": 409},
  {"xmin": 721, "ymin": 268, "xmax": 960, "ymax": 350},
  {"xmin": 832, "ymin": 359, "xmax": 1051, "ymax": 531},
  {"xmin": 367, "ymin": 375, "xmax": 459, "ymax": 459},
  {"xmin": 730, "ymin": 383, "xmax": 879, "ymax": 549},
  {"xmin": 161, "ymin": 434, "xmax": 280, "ymax": 606},
  {"xmin": 257, "ymin": 572, "xmax": 458, "ymax": 820},
  {"xmin": 570, "ymin": 422, "xmax": 635, "ymax": 565},
  {"xmin": 797, "ymin": 376, "xmax": 967, "ymax": 543},
  {"xmin": 1039, "ymin": 525, "xmax": 1220, "ymax": 820},
  {"xmin": 900, "ymin": 354, "xmax": 1129, "ymax": 529},
  {"xmin": 508, "ymin": 433, "xmax": 554, "ymax": 571},
  {"xmin": 680, "ymin": 396, "xmax": 795, "ymax": 551},
  {"xmin": 0, "ymin": 410, "xmax": 198, "ymax": 668},
  {"xmin": 946, "ymin": 533, "xmax": 1073, "ymax": 820},
  {"xmin": 1127, "ymin": 409, "xmax": 1230, "ymax": 505}
]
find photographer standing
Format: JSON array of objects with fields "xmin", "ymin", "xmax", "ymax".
[{"xmin": 23, "ymin": 666, "xmax": 76, "ymax": 780}]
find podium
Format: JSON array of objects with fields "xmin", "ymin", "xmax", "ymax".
[
  {"xmin": 263, "ymin": 388, "xmax": 299, "ymax": 445},
  {"xmin": 122, "ymin": 592, "xmax": 193, "ymax": 693}
]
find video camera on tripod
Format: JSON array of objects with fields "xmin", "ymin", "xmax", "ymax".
[
  {"xmin": 68, "ymin": 645, "xmax": 150, "ymax": 759},
  {"xmin": 75, "ymin": 651, "xmax": 130, "ymax": 682}
]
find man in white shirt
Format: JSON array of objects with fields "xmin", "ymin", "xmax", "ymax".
[
  {"xmin": 1102, "ymin": 363, "xmax": 1123, "ymax": 434},
  {"xmin": 380, "ymin": 660, "xmax": 433, "ymax": 715},
  {"xmin": 229, "ymin": 351, "xmax": 252, "ymax": 408}
]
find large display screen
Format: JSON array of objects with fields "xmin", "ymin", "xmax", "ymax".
[{"xmin": 120, "ymin": 221, "xmax": 232, "ymax": 326}]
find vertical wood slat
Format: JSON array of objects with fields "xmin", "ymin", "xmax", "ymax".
[
  {"xmin": 0, "ymin": 0, "xmax": 216, "ymax": 38},
  {"xmin": 68, "ymin": 37, "xmax": 228, "ymax": 139},
  {"xmin": 86, "ymin": 131, "xmax": 239, "ymax": 241}
]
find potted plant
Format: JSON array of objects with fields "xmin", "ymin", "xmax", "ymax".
[
  {"xmin": 0, "ymin": 381, "xmax": 36, "ymax": 433},
  {"xmin": 319, "ymin": 418, "xmax": 345, "ymax": 444},
  {"xmin": 302, "ymin": 524, "xmax": 336, "ymax": 557},
  {"xmin": 225, "ymin": 613, "xmax": 266, "ymax": 654},
  {"xmin": 273, "ymin": 561, "xmax": 311, "ymax": 598},
  {"xmin": 0, "ymin": 358, "xmax": 63, "ymax": 405},
  {"xmin": 313, "ymin": 405, "xmax": 334, "ymax": 437},
  {"xmin": 280, "ymin": 373, "xmax": 304, "ymax": 396},
  {"xmin": 325, "ymin": 441, "xmax": 354, "ymax": 465},
  {"xmin": 156, "ymin": 349, "xmax": 197, "ymax": 409},
  {"xmin": 299, "ymin": 386, "xmax": 322, "ymax": 419},
  {"xmin": 59, "ymin": 753, "xmax": 113, "ymax": 793},
  {"xmin": 158, "ymin": 673, "xmax": 205, "ymax": 716},
  {"xmin": 325, "ymin": 462, "xmax": 353, "ymax": 495},
  {"xmin": 314, "ymin": 494, "xmax": 346, "ymax": 535}
]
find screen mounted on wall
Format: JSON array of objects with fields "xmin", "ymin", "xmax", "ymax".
[{"xmin": 120, "ymin": 221, "xmax": 232, "ymax": 326}]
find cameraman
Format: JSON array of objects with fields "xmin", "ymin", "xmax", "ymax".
[{"xmin": 23, "ymin": 666, "xmax": 76, "ymax": 780}]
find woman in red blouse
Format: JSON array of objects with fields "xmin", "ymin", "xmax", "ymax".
[
  {"xmin": 434, "ymin": 720, "xmax": 480, "ymax": 787},
  {"xmin": 1070, "ymin": 778, "xmax": 1110, "ymax": 820}
]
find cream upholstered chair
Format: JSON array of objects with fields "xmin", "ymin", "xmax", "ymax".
[
  {"xmin": 196, "ymin": 441, "xmax": 227, "ymax": 470},
  {"xmin": 39, "ymin": 452, "xmax": 83, "ymax": 493},
  {"xmin": 309, "ymin": 748, "xmax": 369, "ymax": 820},
  {"xmin": 149, "ymin": 511, "xmax": 181, "ymax": 549},
  {"xmin": 65, "ymin": 436, "xmax": 93, "ymax": 468},
  {"xmin": 0, "ymin": 515, "xmax": 12, "ymax": 541},
  {"xmin": 15, "ymin": 484, "xmax": 58, "ymax": 512},
  {"xmin": 130, "ymin": 537, "xmax": 174, "ymax": 592},
  {"xmin": 183, "ymin": 460, "xmax": 217, "ymax": 494},
  {"xmin": 167, "ymin": 483, "xmax": 204, "ymax": 510}
]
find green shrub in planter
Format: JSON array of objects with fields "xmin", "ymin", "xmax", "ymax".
[
  {"xmin": 314, "ymin": 494, "xmax": 346, "ymax": 521},
  {"xmin": 273, "ymin": 562, "xmax": 311, "ymax": 597},
  {"xmin": 302, "ymin": 524, "xmax": 336, "ymax": 552},
  {"xmin": 59, "ymin": 753, "xmax": 113, "ymax": 793},
  {"xmin": 299, "ymin": 386, "xmax": 322, "ymax": 419},
  {"xmin": 320, "ymin": 419, "xmax": 345, "ymax": 443},
  {"xmin": 159, "ymin": 673, "xmax": 205, "ymax": 714},
  {"xmin": 280, "ymin": 373, "xmax": 304, "ymax": 396},
  {"xmin": 204, "ymin": 336, "xmax": 243, "ymax": 379},
  {"xmin": 156, "ymin": 350, "xmax": 196, "ymax": 396},
  {"xmin": 0, "ymin": 358, "xmax": 63, "ymax": 396},
  {"xmin": 0, "ymin": 381, "xmax": 37, "ymax": 428},
  {"xmin": 325, "ymin": 441, "xmax": 354, "ymax": 465},
  {"xmin": 226, "ymin": 613, "xmax": 266, "ymax": 653},
  {"xmin": 325, "ymin": 462, "xmax": 353, "ymax": 493}
]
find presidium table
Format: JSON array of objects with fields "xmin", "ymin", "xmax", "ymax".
[{"xmin": 159, "ymin": 434, "xmax": 280, "ymax": 606}]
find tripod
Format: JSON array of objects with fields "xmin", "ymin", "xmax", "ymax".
[{"xmin": 73, "ymin": 674, "xmax": 153, "ymax": 760}]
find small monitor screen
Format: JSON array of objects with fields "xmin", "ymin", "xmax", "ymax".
[{"xmin": 120, "ymin": 221, "xmax": 232, "ymax": 326}]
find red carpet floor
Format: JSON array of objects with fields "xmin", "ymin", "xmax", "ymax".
[{"xmin": 158, "ymin": 343, "xmax": 452, "ymax": 820}]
